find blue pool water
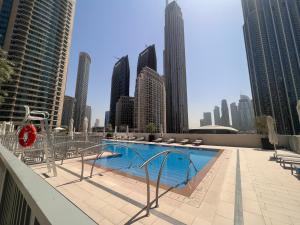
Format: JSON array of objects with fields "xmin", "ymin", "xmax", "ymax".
[{"xmin": 93, "ymin": 141, "xmax": 218, "ymax": 188}]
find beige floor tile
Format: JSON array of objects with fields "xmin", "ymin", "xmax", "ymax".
[
  {"xmin": 212, "ymin": 215, "xmax": 233, "ymax": 225},
  {"xmin": 216, "ymin": 202, "xmax": 234, "ymax": 220},
  {"xmin": 170, "ymin": 208, "xmax": 195, "ymax": 224},
  {"xmin": 191, "ymin": 217, "xmax": 212, "ymax": 225},
  {"xmin": 243, "ymin": 211, "xmax": 265, "ymax": 225}
]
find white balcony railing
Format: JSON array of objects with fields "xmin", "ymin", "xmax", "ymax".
[{"xmin": 0, "ymin": 144, "xmax": 97, "ymax": 225}]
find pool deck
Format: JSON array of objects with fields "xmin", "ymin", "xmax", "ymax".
[{"xmin": 31, "ymin": 144, "xmax": 300, "ymax": 225}]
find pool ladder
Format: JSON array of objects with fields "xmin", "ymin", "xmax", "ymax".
[{"xmin": 140, "ymin": 150, "xmax": 197, "ymax": 216}]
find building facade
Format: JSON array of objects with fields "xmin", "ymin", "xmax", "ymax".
[
  {"xmin": 85, "ymin": 105, "xmax": 92, "ymax": 132},
  {"xmin": 109, "ymin": 56, "xmax": 130, "ymax": 128},
  {"xmin": 221, "ymin": 99, "xmax": 230, "ymax": 127},
  {"xmin": 61, "ymin": 96, "xmax": 75, "ymax": 127},
  {"xmin": 137, "ymin": 45, "xmax": 157, "ymax": 75},
  {"xmin": 115, "ymin": 96, "xmax": 134, "ymax": 129},
  {"xmin": 242, "ymin": 0, "xmax": 300, "ymax": 134},
  {"xmin": 94, "ymin": 119, "xmax": 100, "ymax": 127},
  {"xmin": 214, "ymin": 106, "xmax": 221, "ymax": 126},
  {"xmin": 164, "ymin": 1, "xmax": 189, "ymax": 133},
  {"xmin": 230, "ymin": 102, "xmax": 240, "ymax": 130},
  {"xmin": 104, "ymin": 111, "xmax": 110, "ymax": 128},
  {"xmin": 135, "ymin": 67, "xmax": 166, "ymax": 133},
  {"xmin": 238, "ymin": 95, "xmax": 255, "ymax": 132},
  {"xmin": 0, "ymin": 0, "xmax": 76, "ymax": 127},
  {"xmin": 200, "ymin": 112, "xmax": 212, "ymax": 127},
  {"xmin": 74, "ymin": 52, "xmax": 91, "ymax": 131}
]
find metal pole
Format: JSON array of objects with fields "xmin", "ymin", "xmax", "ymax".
[
  {"xmin": 90, "ymin": 152, "xmax": 104, "ymax": 178},
  {"xmin": 80, "ymin": 152, "xmax": 85, "ymax": 181},
  {"xmin": 145, "ymin": 166, "xmax": 150, "ymax": 216},
  {"xmin": 155, "ymin": 153, "xmax": 169, "ymax": 208}
]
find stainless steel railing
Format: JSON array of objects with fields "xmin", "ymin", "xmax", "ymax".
[{"xmin": 140, "ymin": 149, "xmax": 196, "ymax": 216}]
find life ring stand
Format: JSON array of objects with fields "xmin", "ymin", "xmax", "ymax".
[{"xmin": 18, "ymin": 124, "xmax": 37, "ymax": 148}]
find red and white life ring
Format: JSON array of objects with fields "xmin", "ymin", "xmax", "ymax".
[{"xmin": 18, "ymin": 124, "xmax": 37, "ymax": 148}]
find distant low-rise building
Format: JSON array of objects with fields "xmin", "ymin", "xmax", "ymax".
[{"xmin": 200, "ymin": 112, "xmax": 212, "ymax": 127}]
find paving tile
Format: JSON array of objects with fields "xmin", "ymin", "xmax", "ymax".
[
  {"xmin": 243, "ymin": 209, "xmax": 265, "ymax": 225},
  {"xmin": 191, "ymin": 217, "xmax": 212, "ymax": 225},
  {"xmin": 212, "ymin": 215, "xmax": 233, "ymax": 225},
  {"xmin": 170, "ymin": 209, "xmax": 195, "ymax": 224},
  {"xmin": 216, "ymin": 202, "xmax": 234, "ymax": 220}
]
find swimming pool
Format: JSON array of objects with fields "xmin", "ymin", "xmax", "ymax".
[{"xmin": 93, "ymin": 141, "xmax": 219, "ymax": 189}]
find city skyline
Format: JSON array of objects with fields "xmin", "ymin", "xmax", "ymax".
[{"xmin": 65, "ymin": 0, "xmax": 251, "ymax": 129}]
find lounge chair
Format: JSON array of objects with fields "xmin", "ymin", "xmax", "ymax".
[
  {"xmin": 279, "ymin": 157, "xmax": 300, "ymax": 168},
  {"xmin": 154, "ymin": 138, "xmax": 163, "ymax": 143},
  {"xmin": 291, "ymin": 163, "xmax": 300, "ymax": 175},
  {"xmin": 192, "ymin": 139, "xmax": 203, "ymax": 146},
  {"xmin": 136, "ymin": 137, "xmax": 145, "ymax": 141},
  {"xmin": 277, "ymin": 154, "xmax": 300, "ymax": 163},
  {"xmin": 179, "ymin": 139, "xmax": 189, "ymax": 145},
  {"xmin": 128, "ymin": 136, "xmax": 136, "ymax": 141},
  {"xmin": 166, "ymin": 138, "xmax": 175, "ymax": 144}
]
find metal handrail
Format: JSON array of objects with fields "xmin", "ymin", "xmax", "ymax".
[
  {"xmin": 78, "ymin": 142, "xmax": 146, "ymax": 181},
  {"xmin": 140, "ymin": 149, "xmax": 195, "ymax": 216}
]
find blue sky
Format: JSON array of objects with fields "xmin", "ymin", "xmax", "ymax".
[{"xmin": 65, "ymin": 0, "xmax": 251, "ymax": 129}]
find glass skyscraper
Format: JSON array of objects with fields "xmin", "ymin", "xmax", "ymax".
[
  {"xmin": 74, "ymin": 52, "xmax": 91, "ymax": 131},
  {"xmin": 109, "ymin": 56, "xmax": 130, "ymax": 128},
  {"xmin": 137, "ymin": 45, "xmax": 157, "ymax": 76},
  {"xmin": 242, "ymin": 0, "xmax": 300, "ymax": 134},
  {"xmin": 0, "ymin": 0, "xmax": 76, "ymax": 127},
  {"xmin": 164, "ymin": 1, "xmax": 189, "ymax": 133}
]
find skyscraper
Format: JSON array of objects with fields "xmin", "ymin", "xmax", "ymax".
[
  {"xmin": 238, "ymin": 95, "xmax": 255, "ymax": 132},
  {"xmin": 200, "ymin": 112, "xmax": 212, "ymax": 127},
  {"xmin": 230, "ymin": 102, "xmax": 240, "ymax": 130},
  {"xmin": 94, "ymin": 119, "xmax": 100, "ymax": 127},
  {"xmin": 0, "ymin": 0, "xmax": 76, "ymax": 127},
  {"xmin": 164, "ymin": 1, "xmax": 189, "ymax": 133},
  {"xmin": 61, "ymin": 96, "xmax": 75, "ymax": 127},
  {"xmin": 137, "ymin": 45, "xmax": 157, "ymax": 75},
  {"xmin": 135, "ymin": 67, "xmax": 166, "ymax": 133},
  {"xmin": 85, "ymin": 105, "xmax": 92, "ymax": 132},
  {"xmin": 214, "ymin": 106, "xmax": 221, "ymax": 126},
  {"xmin": 74, "ymin": 52, "xmax": 91, "ymax": 131},
  {"xmin": 242, "ymin": 0, "xmax": 300, "ymax": 134},
  {"xmin": 109, "ymin": 56, "xmax": 130, "ymax": 128},
  {"xmin": 221, "ymin": 100, "xmax": 230, "ymax": 127},
  {"xmin": 104, "ymin": 111, "xmax": 110, "ymax": 128},
  {"xmin": 115, "ymin": 96, "xmax": 134, "ymax": 129}
]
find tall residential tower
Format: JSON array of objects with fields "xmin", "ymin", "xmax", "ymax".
[
  {"xmin": 242, "ymin": 0, "xmax": 300, "ymax": 134},
  {"xmin": 0, "ymin": 0, "xmax": 76, "ymax": 127},
  {"xmin": 221, "ymin": 100, "xmax": 230, "ymax": 127},
  {"xmin": 135, "ymin": 67, "xmax": 166, "ymax": 133},
  {"xmin": 164, "ymin": 1, "xmax": 189, "ymax": 133},
  {"xmin": 137, "ymin": 45, "xmax": 157, "ymax": 75},
  {"xmin": 109, "ymin": 56, "xmax": 130, "ymax": 128},
  {"xmin": 74, "ymin": 52, "xmax": 91, "ymax": 131}
]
